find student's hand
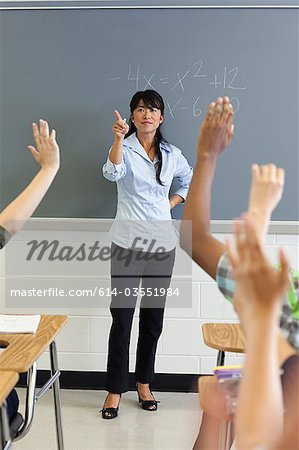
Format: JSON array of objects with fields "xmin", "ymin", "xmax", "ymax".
[
  {"xmin": 197, "ymin": 97, "xmax": 234, "ymax": 158},
  {"xmin": 112, "ymin": 110, "xmax": 129, "ymax": 140},
  {"xmin": 248, "ymin": 164, "xmax": 285, "ymax": 239},
  {"xmin": 28, "ymin": 120, "xmax": 60, "ymax": 172},
  {"xmin": 227, "ymin": 214, "xmax": 289, "ymax": 324}
]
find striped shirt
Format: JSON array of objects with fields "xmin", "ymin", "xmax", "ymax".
[{"xmin": 216, "ymin": 253, "xmax": 299, "ymax": 350}]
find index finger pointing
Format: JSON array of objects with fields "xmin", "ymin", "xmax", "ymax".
[{"xmin": 114, "ymin": 109, "xmax": 123, "ymax": 121}]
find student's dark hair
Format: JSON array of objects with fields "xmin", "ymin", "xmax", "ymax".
[{"xmin": 127, "ymin": 90, "xmax": 165, "ymax": 185}]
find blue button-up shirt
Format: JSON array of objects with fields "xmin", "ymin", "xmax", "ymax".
[{"xmin": 102, "ymin": 133, "xmax": 193, "ymax": 250}]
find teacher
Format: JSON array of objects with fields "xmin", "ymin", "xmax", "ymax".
[{"xmin": 101, "ymin": 90, "xmax": 193, "ymax": 419}]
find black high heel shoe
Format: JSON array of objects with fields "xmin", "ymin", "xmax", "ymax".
[
  {"xmin": 136, "ymin": 384, "xmax": 159, "ymax": 411},
  {"xmin": 100, "ymin": 394, "xmax": 121, "ymax": 419}
]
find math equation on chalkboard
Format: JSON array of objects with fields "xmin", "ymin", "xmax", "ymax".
[{"xmin": 108, "ymin": 60, "xmax": 247, "ymax": 118}]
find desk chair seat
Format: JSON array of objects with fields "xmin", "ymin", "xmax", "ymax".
[{"xmin": 202, "ymin": 323, "xmax": 245, "ymax": 366}]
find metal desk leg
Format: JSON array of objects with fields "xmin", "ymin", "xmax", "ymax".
[
  {"xmin": 14, "ymin": 363, "xmax": 37, "ymax": 441},
  {"xmin": 218, "ymin": 419, "xmax": 232, "ymax": 450},
  {"xmin": 0, "ymin": 402, "xmax": 12, "ymax": 450},
  {"xmin": 50, "ymin": 341, "xmax": 64, "ymax": 450},
  {"xmin": 217, "ymin": 350, "xmax": 225, "ymax": 366}
]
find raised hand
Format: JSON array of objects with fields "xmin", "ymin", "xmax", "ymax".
[
  {"xmin": 0, "ymin": 119, "xmax": 60, "ymax": 234},
  {"xmin": 248, "ymin": 164, "xmax": 285, "ymax": 238},
  {"xmin": 197, "ymin": 96, "xmax": 234, "ymax": 157},
  {"xmin": 112, "ymin": 110, "xmax": 129, "ymax": 140},
  {"xmin": 28, "ymin": 119, "xmax": 60, "ymax": 172},
  {"xmin": 227, "ymin": 214, "xmax": 289, "ymax": 324}
]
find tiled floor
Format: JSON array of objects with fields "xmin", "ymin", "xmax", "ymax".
[{"xmin": 12, "ymin": 389, "xmax": 201, "ymax": 450}]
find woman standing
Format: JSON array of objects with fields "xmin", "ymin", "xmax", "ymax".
[{"xmin": 102, "ymin": 90, "xmax": 193, "ymax": 419}]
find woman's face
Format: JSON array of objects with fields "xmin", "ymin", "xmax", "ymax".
[{"xmin": 131, "ymin": 100, "xmax": 164, "ymax": 134}]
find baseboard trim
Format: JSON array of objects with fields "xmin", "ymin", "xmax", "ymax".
[{"xmin": 18, "ymin": 371, "xmax": 201, "ymax": 393}]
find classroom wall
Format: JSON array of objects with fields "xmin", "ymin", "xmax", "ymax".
[{"xmin": 1, "ymin": 220, "xmax": 297, "ymax": 375}]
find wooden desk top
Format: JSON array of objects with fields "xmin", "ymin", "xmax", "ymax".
[
  {"xmin": 0, "ymin": 315, "xmax": 68, "ymax": 373},
  {"xmin": 202, "ymin": 323, "xmax": 245, "ymax": 354},
  {"xmin": 0, "ymin": 371, "xmax": 19, "ymax": 405}
]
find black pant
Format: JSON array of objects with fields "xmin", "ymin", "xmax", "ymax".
[{"xmin": 106, "ymin": 243, "xmax": 176, "ymax": 393}]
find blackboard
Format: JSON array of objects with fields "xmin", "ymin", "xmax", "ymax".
[{"xmin": 0, "ymin": 6, "xmax": 298, "ymax": 219}]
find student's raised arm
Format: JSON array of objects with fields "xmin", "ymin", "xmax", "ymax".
[
  {"xmin": 181, "ymin": 96, "xmax": 234, "ymax": 279},
  {"xmin": 247, "ymin": 163, "xmax": 285, "ymax": 241},
  {"xmin": 0, "ymin": 119, "xmax": 60, "ymax": 235},
  {"xmin": 227, "ymin": 215, "xmax": 289, "ymax": 450}
]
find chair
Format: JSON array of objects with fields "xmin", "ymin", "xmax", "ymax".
[
  {"xmin": 200, "ymin": 323, "xmax": 245, "ymax": 450},
  {"xmin": 202, "ymin": 322, "xmax": 245, "ymax": 366}
]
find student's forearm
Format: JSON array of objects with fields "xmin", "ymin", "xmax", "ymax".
[
  {"xmin": 236, "ymin": 318, "xmax": 283, "ymax": 450},
  {"xmin": 247, "ymin": 164, "xmax": 285, "ymax": 242},
  {"xmin": 0, "ymin": 167, "xmax": 58, "ymax": 234},
  {"xmin": 109, "ymin": 137, "xmax": 124, "ymax": 165},
  {"xmin": 183, "ymin": 152, "xmax": 216, "ymax": 233},
  {"xmin": 247, "ymin": 209, "xmax": 271, "ymax": 242}
]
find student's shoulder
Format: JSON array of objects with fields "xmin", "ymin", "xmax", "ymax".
[{"xmin": 215, "ymin": 253, "xmax": 234, "ymax": 303}]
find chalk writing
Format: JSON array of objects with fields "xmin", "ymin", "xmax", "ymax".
[
  {"xmin": 192, "ymin": 96, "xmax": 202, "ymax": 117},
  {"xmin": 193, "ymin": 61, "xmax": 207, "ymax": 79},
  {"xmin": 171, "ymin": 70, "xmax": 190, "ymax": 93},
  {"xmin": 127, "ymin": 65, "xmax": 141, "ymax": 91},
  {"xmin": 167, "ymin": 98, "xmax": 183, "ymax": 118},
  {"xmin": 143, "ymin": 74, "xmax": 155, "ymax": 90},
  {"xmin": 110, "ymin": 60, "xmax": 247, "ymax": 118}
]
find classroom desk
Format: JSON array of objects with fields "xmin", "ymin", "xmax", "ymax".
[
  {"xmin": 0, "ymin": 371, "xmax": 19, "ymax": 450},
  {"xmin": 0, "ymin": 315, "xmax": 68, "ymax": 450}
]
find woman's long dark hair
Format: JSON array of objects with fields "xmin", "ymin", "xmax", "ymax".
[{"xmin": 127, "ymin": 90, "xmax": 165, "ymax": 186}]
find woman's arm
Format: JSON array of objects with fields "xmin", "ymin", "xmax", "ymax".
[
  {"xmin": 181, "ymin": 97, "xmax": 234, "ymax": 279},
  {"xmin": 102, "ymin": 110, "xmax": 129, "ymax": 182},
  {"xmin": 109, "ymin": 110, "xmax": 129, "ymax": 164},
  {"xmin": 0, "ymin": 120, "xmax": 60, "ymax": 235},
  {"xmin": 169, "ymin": 194, "xmax": 184, "ymax": 209},
  {"xmin": 170, "ymin": 148, "xmax": 193, "ymax": 208}
]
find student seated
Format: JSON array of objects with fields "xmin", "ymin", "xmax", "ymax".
[
  {"xmin": 180, "ymin": 97, "xmax": 298, "ymax": 449},
  {"xmin": 0, "ymin": 119, "xmax": 60, "ymax": 426},
  {"xmin": 227, "ymin": 214, "xmax": 298, "ymax": 450}
]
